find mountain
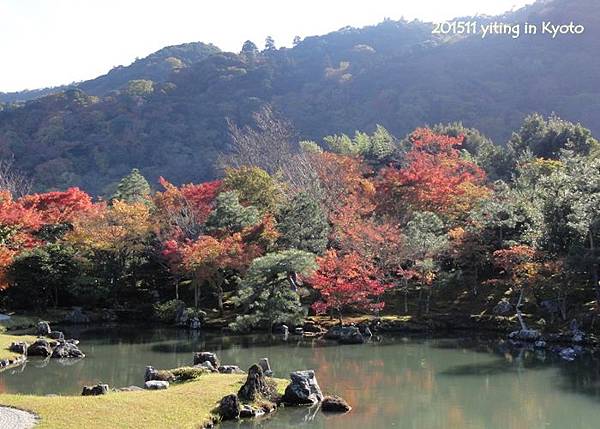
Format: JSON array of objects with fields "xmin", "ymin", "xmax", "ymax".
[
  {"xmin": 0, "ymin": 42, "xmax": 220, "ymax": 103},
  {"xmin": 0, "ymin": 0, "xmax": 598, "ymax": 195}
]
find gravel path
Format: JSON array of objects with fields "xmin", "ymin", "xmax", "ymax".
[{"xmin": 0, "ymin": 406, "xmax": 37, "ymax": 428}]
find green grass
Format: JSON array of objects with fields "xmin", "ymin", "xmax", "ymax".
[
  {"xmin": 0, "ymin": 374, "xmax": 288, "ymax": 429},
  {"xmin": 0, "ymin": 333, "xmax": 37, "ymax": 361}
]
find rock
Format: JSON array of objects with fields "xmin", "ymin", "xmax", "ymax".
[
  {"xmin": 48, "ymin": 331, "xmax": 65, "ymax": 341},
  {"xmin": 27, "ymin": 339, "xmax": 53, "ymax": 357},
  {"xmin": 144, "ymin": 380, "xmax": 169, "ymax": 390},
  {"xmin": 238, "ymin": 364, "xmax": 276, "ymax": 401},
  {"xmin": 218, "ymin": 365, "xmax": 243, "ymax": 374},
  {"xmin": 534, "ymin": 340, "xmax": 547, "ymax": 349},
  {"xmin": 52, "ymin": 341, "xmax": 85, "ymax": 359},
  {"xmin": 81, "ymin": 384, "xmax": 109, "ymax": 396},
  {"xmin": 339, "ymin": 326, "xmax": 365, "ymax": 345},
  {"xmin": 240, "ymin": 405, "xmax": 265, "ymax": 418},
  {"xmin": 36, "ymin": 321, "xmax": 51, "ymax": 336},
  {"xmin": 321, "ymin": 395, "xmax": 352, "ymax": 412},
  {"xmin": 493, "ymin": 298, "xmax": 513, "ymax": 316},
  {"xmin": 293, "ymin": 327, "xmax": 304, "ymax": 336},
  {"xmin": 559, "ymin": 347, "xmax": 577, "ymax": 361},
  {"xmin": 174, "ymin": 301, "xmax": 187, "ymax": 326},
  {"xmin": 508, "ymin": 329, "xmax": 541, "ymax": 342},
  {"xmin": 218, "ymin": 394, "xmax": 240, "ymax": 420},
  {"xmin": 193, "ymin": 351, "xmax": 220, "ymax": 368},
  {"xmin": 9, "ymin": 342, "xmax": 28, "ymax": 355},
  {"xmin": 116, "ymin": 386, "xmax": 144, "ymax": 392},
  {"xmin": 258, "ymin": 358, "xmax": 273, "ymax": 376},
  {"xmin": 303, "ymin": 321, "xmax": 322, "ymax": 333},
  {"xmin": 275, "ymin": 324, "xmax": 289, "ymax": 335},
  {"xmin": 64, "ymin": 307, "xmax": 90, "ymax": 324},
  {"xmin": 144, "ymin": 366, "xmax": 175, "ymax": 382},
  {"xmin": 282, "ymin": 370, "xmax": 323, "ymax": 405},
  {"xmin": 197, "ymin": 361, "xmax": 217, "ymax": 372}
]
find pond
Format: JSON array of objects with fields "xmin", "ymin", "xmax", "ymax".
[{"xmin": 1, "ymin": 326, "xmax": 600, "ymax": 428}]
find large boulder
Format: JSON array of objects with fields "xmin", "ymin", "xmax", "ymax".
[
  {"xmin": 48, "ymin": 331, "xmax": 64, "ymax": 341},
  {"xmin": 193, "ymin": 352, "xmax": 220, "ymax": 368},
  {"xmin": 218, "ymin": 365, "xmax": 243, "ymax": 374},
  {"xmin": 493, "ymin": 299, "xmax": 513, "ymax": 316},
  {"xmin": 52, "ymin": 341, "xmax": 85, "ymax": 359},
  {"xmin": 258, "ymin": 358, "xmax": 273, "ymax": 376},
  {"xmin": 27, "ymin": 339, "xmax": 53, "ymax": 357},
  {"xmin": 339, "ymin": 326, "xmax": 365, "ymax": 344},
  {"xmin": 36, "ymin": 321, "xmax": 51, "ymax": 336},
  {"xmin": 64, "ymin": 307, "xmax": 90, "ymax": 324},
  {"xmin": 9, "ymin": 341, "xmax": 28, "ymax": 355},
  {"xmin": 282, "ymin": 370, "xmax": 323, "ymax": 405},
  {"xmin": 321, "ymin": 395, "xmax": 352, "ymax": 412},
  {"xmin": 508, "ymin": 329, "xmax": 541, "ymax": 342},
  {"xmin": 144, "ymin": 380, "xmax": 169, "ymax": 390},
  {"xmin": 82, "ymin": 384, "xmax": 109, "ymax": 396},
  {"xmin": 218, "ymin": 394, "xmax": 240, "ymax": 421},
  {"xmin": 238, "ymin": 364, "xmax": 276, "ymax": 401}
]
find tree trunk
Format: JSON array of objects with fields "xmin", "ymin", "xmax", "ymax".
[
  {"xmin": 590, "ymin": 231, "xmax": 600, "ymax": 306},
  {"xmin": 404, "ymin": 291, "xmax": 409, "ymax": 314},
  {"xmin": 194, "ymin": 280, "xmax": 200, "ymax": 309},
  {"xmin": 516, "ymin": 288, "xmax": 527, "ymax": 330}
]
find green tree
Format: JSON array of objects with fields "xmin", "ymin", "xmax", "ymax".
[
  {"xmin": 277, "ymin": 192, "xmax": 329, "ymax": 254},
  {"xmin": 264, "ymin": 36, "xmax": 276, "ymax": 51},
  {"xmin": 508, "ymin": 113, "xmax": 598, "ymax": 160},
  {"xmin": 7, "ymin": 244, "xmax": 80, "ymax": 310},
  {"xmin": 112, "ymin": 168, "xmax": 151, "ymax": 203},
  {"xmin": 223, "ymin": 166, "xmax": 284, "ymax": 213},
  {"xmin": 205, "ymin": 191, "xmax": 259, "ymax": 233},
  {"xmin": 230, "ymin": 249, "xmax": 317, "ymax": 333}
]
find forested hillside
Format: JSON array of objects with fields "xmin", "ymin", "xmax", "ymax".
[{"xmin": 0, "ymin": 0, "xmax": 598, "ymax": 194}]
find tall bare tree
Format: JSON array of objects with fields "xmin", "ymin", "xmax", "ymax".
[
  {"xmin": 220, "ymin": 105, "xmax": 321, "ymax": 198},
  {"xmin": 0, "ymin": 158, "xmax": 32, "ymax": 197}
]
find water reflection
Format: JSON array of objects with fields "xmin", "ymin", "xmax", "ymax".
[{"xmin": 1, "ymin": 327, "xmax": 600, "ymax": 428}]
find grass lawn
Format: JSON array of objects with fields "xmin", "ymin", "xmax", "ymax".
[
  {"xmin": 0, "ymin": 333, "xmax": 37, "ymax": 361},
  {"xmin": 0, "ymin": 374, "xmax": 288, "ymax": 429}
]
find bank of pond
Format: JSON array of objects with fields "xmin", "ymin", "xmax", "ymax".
[{"xmin": 1, "ymin": 323, "xmax": 600, "ymax": 428}]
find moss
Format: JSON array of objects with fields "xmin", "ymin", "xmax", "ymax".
[{"xmin": 0, "ymin": 374, "xmax": 288, "ymax": 429}]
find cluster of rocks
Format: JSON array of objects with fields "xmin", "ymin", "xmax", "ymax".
[
  {"xmin": 324, "ymin": 325, "xmax": 372, "ymax": 345},
  {"xmin": 8, "ymin": 321, "xmax": 85, "ymax": 362},
  {"xmin": 219, "ymin": 356, "xmax": 351, "ymax": 422},
  {"xmin": 507, "ymin": 319, "xmax": 589, "ymax": 361},
  {"xmin": 193, "ymin": 351, "xmax": 243, "ymax": 374},
  {"xmin": 174, "ymin": 301, "xmax": 205, "ymax": 330}
]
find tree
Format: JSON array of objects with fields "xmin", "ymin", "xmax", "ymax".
[
  {"xmin": 205, "ymin": 191, "xmax": 259, "ymax": 233},
  {"xmin": 491, "ymin": 245, "xmax": 542, "ymax": 330},
  {"xmin": 277, "ymin": 192, "xmax": 329, "ymax": 254},
  {"xmin": 112, "ymin": 168, "xmax": 151, "ymax": 203},
  {"xmin": 403, "ymin": 212, "xmax": 449, "ymax": 314},
  {"xmin": 231, "ymin": 250, "xmax": 317, "ymax": 333},
  {"xmin": 0, "ymin": 158, "xmax": 32, "ymax": 198},
  {"xmin": 223, "ymin": 166, "xmax": 284, "ymax": 214},
  {"xmin": 264, "ymin": 36, "xmax": 276, "ymax": 51},
  {"xmin": 508, "ymin": 113, "xmax": 598, "ymax": 160},
  {"xmin": 19, "ymin": 187, "xmax": 93, "ymax": 224},
  {"xmin": 378, "ymin": 128, "xmax": 489, "ymax": 221},
  {"xmin": 310, "ymin": 250, "xmax": 389, "ymax": 324},
  {"xmin": 7, "ymin": 244, "xmax": 80, "ymax": 310}
]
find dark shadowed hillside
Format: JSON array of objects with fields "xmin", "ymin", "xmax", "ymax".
[{"xmin": 0, "ymin": 0, "xmax": 598, "ymax": 194}]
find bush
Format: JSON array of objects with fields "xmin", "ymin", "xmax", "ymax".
[
  {"xmin": 153, "ymin": 299, "xmax": 184, "ymax": 323},
  {"xmin": 171, "ymin": 366, "xmax": 207, "ymax": 381}
]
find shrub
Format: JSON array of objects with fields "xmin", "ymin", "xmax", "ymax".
[
  {"xmin": 153, "ymin": 299, "xmax": 184, "ymax": 323},
  {"xmin": 171, "ymin": 366, "xmax": 207, "ymax": 381}
]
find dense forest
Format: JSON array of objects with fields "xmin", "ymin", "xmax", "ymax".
[
  {"xmin": 0, "ymin": 0, "xmax": 598, "ymax": 195},
  {"xmin": 1, "ymin": 106, "xmax": 599, "ymax": 334}
]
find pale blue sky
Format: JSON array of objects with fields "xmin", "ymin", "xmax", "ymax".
[{"xmin": 1, "ymin": 0, "xmax": 534, "ymax": 92}]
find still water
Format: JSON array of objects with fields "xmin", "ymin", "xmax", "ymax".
[{"xmin": 1, "ymin": 326, "xmax": 600, "ymax": 428}]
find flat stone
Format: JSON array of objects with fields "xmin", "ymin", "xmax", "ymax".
[{"xmin": 144, "ymin": 380, "xmax": 169, "ymax": 390}]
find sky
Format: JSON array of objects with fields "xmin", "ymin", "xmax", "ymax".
[{"xmin": 1, "ymin": 0, "xmax": 534, "ymax": 92}]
